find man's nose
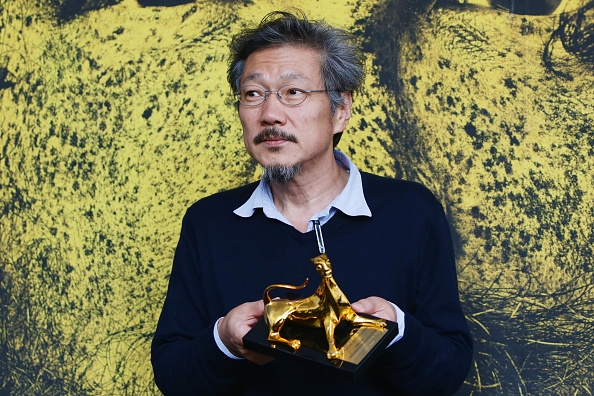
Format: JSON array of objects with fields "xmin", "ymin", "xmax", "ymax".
[{"xmin": 259, "ymin": 93, "xmax": 286, "ymax": 125}]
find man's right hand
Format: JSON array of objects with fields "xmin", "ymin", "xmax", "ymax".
[{"xmin": 217, "ymin": 300, "xmax": 274, "ymax": 365}]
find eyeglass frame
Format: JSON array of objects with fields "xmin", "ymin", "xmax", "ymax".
[{"xmin": 235, "ymin": 84, "xmax": 339, "ymax": 107}]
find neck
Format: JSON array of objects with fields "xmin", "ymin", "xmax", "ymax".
[{"xmin": 270, "ymin": 155, "xmax": 349, "ymax": 233}]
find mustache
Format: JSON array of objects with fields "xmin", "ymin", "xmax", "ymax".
[{"xmin": 253, "ymin": 127, "xmax": 298, "ymax": 144}]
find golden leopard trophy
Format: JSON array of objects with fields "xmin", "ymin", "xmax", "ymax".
[{"xmin": 263, "ymin": 253, "xmax": 387, "ymax": 360}]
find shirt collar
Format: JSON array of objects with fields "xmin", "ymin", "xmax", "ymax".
[{"xmin": 234, "ymin": 150, "xmax": 372, "ymax": 221}]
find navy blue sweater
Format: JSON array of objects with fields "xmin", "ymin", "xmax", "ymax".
[{"xmin": 151, "ymin": 172, "xmax": 473, "ymax": 395}]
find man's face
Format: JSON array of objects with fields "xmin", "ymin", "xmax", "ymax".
[{"xmin": 238, "ymin": 45, "xmax": 351, "ymax": 178}]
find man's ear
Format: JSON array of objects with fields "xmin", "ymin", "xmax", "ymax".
[{"xmin": 333, "ymin": 91, "xmax": 352, "ymax": 133}]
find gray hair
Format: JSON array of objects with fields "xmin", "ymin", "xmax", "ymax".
[{"xmin": 227, "ymin": 10, "xmax": 365, "ymax": 122}]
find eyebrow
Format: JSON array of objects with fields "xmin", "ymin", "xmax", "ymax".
[{"xmin": 242, "ymin": 72, "xmax": 311, "ymax": 84}]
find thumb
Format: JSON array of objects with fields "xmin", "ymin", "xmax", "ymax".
[{"xmin": 351, "ymin": 300, "xmax": 369, "ymax": 314}]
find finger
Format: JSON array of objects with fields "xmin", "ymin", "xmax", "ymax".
[
  {"xmin": 242, "ymin": 300, "xmax": 265, "ymax": 326},
  {"xmin": 351, "ymin": 298, "xmax": 375, "ymax": 314},
  {"xmin": 352, "ymin": 297, "xmax": 397, "ymax": 321},
  {"xmin": 242, "ymin": 300, "xmax": 265, "ymax": 317}
]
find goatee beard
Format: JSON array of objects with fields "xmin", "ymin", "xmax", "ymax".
[{"xmin": 262, "ymin": 164, "xmax": 302, "ymax": 185}]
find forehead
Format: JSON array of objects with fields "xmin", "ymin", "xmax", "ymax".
[{"xmin": 241, "ymin": 45, "xmax": 323, "ymax": 86}]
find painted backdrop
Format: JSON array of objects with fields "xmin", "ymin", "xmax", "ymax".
[{"xmin": 1, "ymin": 0, "xmax": 593, "ymax": 394}]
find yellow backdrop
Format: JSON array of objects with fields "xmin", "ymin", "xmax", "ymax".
[{"xmin": 1, "ymin": 0, "xmax": 593, "ymax": 394}]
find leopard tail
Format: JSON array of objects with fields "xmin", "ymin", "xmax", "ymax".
[{"xmin": 263, "ymin": 279, "xmax": 308, "ymax": 304}]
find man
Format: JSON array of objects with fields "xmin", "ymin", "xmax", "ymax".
[{"xmin": 151, "ymin": 10, "xmax": 472, "ymax": 395}]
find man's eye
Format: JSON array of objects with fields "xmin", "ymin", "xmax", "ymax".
[
  {"xmin": 245, "ymin": 90, "xmax": 262, "ymax": 97},
  {"xmin": 286, "ymin": 88, "xmax": 305, "ymax": 96}
]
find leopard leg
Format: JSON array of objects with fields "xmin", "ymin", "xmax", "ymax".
[
  {"xmin": 323, "ymin": 315, "xmax": 340, "ymax": 359},
  {"xmin": 267, "ymin": 316, "xmax": 301, "ymax": 350}
]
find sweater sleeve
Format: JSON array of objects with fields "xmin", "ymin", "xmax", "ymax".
[
  {"xmin": 151, "ymin": 210, "xmax": 248, "ymax": 395},
  {"xmin": 375, "ymin": 202, "xmax": 473, "ymax": 395}
]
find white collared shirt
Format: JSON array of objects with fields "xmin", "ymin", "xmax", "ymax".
[{"xmin": 233, "ymin": 150, "xmax": 371, "ymax": 231}]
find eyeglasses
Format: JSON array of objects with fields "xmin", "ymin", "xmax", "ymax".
[{"xmin": 236, "ymin": 85, "xmax": 335, "ymax": 107}]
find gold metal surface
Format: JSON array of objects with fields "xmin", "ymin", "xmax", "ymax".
[{"xmin": 263, "ymin": 253, "xmax": 387, "ymax": 360}]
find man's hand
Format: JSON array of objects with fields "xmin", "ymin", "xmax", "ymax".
[
  {"xmin": 217, "ymin": 300, "xmax": 274, "ymax": 365},
  {"xmin": 351, "ymin": 296, "xmax": 397, "ymax": 322}
]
